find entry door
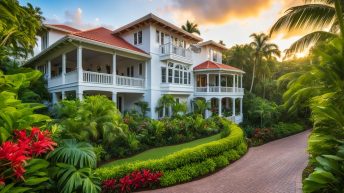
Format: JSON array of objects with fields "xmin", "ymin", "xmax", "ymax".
[{"xmin": 117, "ymin": 96, "xmax": 123, "ymax": 112}]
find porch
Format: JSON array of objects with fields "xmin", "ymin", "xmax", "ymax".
[
  {"xmin": 194, "ymin": 72, "xmax": 244, "ymax": 95},
  {"xmin": 45, "ymin": 47, "xmax": 147, "ymax": 89}
]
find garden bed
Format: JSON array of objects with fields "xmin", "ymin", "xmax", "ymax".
[
  {"xmin": 96, "ymin": 119, "xmax": 247, "ymax": 192},
  {"xmin": 101, "ymin": 133, "xmax": 221, "ymax": 167}
]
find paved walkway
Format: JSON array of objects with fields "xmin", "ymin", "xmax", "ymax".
[{"xmin": 144, "ymin": 130, "xmax": 310, "ymax": 193}]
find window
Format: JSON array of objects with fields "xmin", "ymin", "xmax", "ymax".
[
  {"xmin": 138, "ymin": 31, "xmax": 142, "ymax": 44},
  {"xmin": 127, "ymin": 67, "xmax": 130, "ymax": 76},
  {"xmin": 161, "ymin": 67, "xmax": 166, "ymax": 83},
  {"xmin": 213, "ymin": 50, "xmax": 218, "ymax": 62},
  {"xmin": 41, "ymin": 33, "xmax": 48, "ymax": 50},
  {"xmin": 139, "ymin": 63, "xmax": 143, "ymax": 75},
  {"xmin": 164, "ymin": 62, "xmax": 191, "ymax": 85},
  {"xmin": 134, "ymin": 32, "xmax": 137, "ymax": 45},
  {"xmin": 161, "ymin": 33, "xmax": 165, "ymax": 45},
  {"xmin": 156, "ymin": 30, "xmax": 160, "ymax": 43}
]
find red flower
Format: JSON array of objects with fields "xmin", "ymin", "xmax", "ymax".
[
  {"xmin": 102, "ymin": 179, "xmax": 116, "ymax": 190},
  {"xmin": 131, "ymin": 171, "xmax": 144, "ymax": 189},
  {"xmin": 0, "ymin": 178, "xmax": 5, "ymax": 186},
  {"xmin": 119, "ymin": 175, "xmax": 133, "ymax": 192}
]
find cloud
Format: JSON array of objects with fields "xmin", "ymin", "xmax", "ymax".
[
  {"xmin": 166, "ymin": 0, "xmax": 274, "ymax": 25},
  {"xmin": 45, "ymin": 8, "xmax": 114, "ymax": 30}
]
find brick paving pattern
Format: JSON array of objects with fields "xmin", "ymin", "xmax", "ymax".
[{"xmin": 143, "ymin": 130, "xmax": 310, "ymax": 193}]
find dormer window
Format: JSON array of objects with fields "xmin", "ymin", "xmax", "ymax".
[
  {"xmin": 209, "ymin": 49, "xmax": 218, "ymax": 62},
  {"xmin": 213, "ymin": 50, "xmax": 218, "ymax": 62},
  {"xmin": 134, "ymin": 30, "xmax": 142, "ymax": 45}
]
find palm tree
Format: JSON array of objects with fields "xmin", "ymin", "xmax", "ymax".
[
  {"xmin": 181, "ymin": 20, "xmax": 201, "ymax": 35},
  {"xmin": 0, "ymin": 0, "xmax": 44, "ymax": 59},
  {"xmin": 155, "ymin": 94, "xmax": 175, "ymax": 117},
  {"xmin": 134, "ymin": 100, "xmax": 150, "ymax": 117},
  {"xmin": 269, "ymin": 0, "xmax": 344, "ymax": 57},
  {"xmin": 193, "ymin": 99, "xmax": 208, "ymax": 117},
  {"xmin": 249, "ymin": 33, "xmax": 280, "ymax": 93}
]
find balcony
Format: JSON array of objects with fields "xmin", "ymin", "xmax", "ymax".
[
  {"xmin": 195, "ymin": 86, "xmax": 244, "ymax": 96},
  {"xmin": 159, "ymin": 43, "xmax": 192, "ymax": 64},
  {"xmin": 116, "ymin": 75, "xmax": 145, "ymax": 88}
]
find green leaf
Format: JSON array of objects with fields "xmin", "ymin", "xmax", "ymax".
[{"xmin": 24, "ymin": 177, "xmax": 50, "ymax": 185}]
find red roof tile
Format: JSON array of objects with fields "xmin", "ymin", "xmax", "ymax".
[
  {"xmin": 71, "ymin": 27, "xmax": 147, "ymax": 54},
  {"xmin": 194, "ymin": 60, "xmax": 243, "ymax": 72},
  {"xmin": 48, "ymin": 24, "xmax": 81, "ymax": 33}
]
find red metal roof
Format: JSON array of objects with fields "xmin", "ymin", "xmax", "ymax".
[
  {"xmin": 71, "ymin": 27, "xmax": 147, "ymax": 54},
  {"xmin": 194, "ymin": 60, "xmax": 243, "ymax": 72},
  {"xmin": 48, "ymin": 24, "xmax": 81, "ymax": 33}
]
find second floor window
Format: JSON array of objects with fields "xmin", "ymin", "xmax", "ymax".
[
  {"xmin": 156, "ymin": 30, "xmax": 160, "ymax": 43},
  {"xmin": 134, "ymin": 30, "xmax": 142, "ymax": 45},
  {"xmin": 161, "ymin": 62, "xmax": 191, "ymax": 85},
  {"xmin": 139, "ymin": 63, "xmax": 143, "ymax": 75},
  {"xmin": 41, "ymin": 33, "xmax": 48, "ymax": 50},
  {"xmin": 213, "ymin": 50, "xmax": 218, "ymax": 62}
]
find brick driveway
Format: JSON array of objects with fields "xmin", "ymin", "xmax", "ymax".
[{"xmin": 143, "ymin": 130, "xmax": 310, "ymax": 193}]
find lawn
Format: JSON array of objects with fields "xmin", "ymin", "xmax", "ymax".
[{"xmin": 101, "ymin": 133, "xmax": 221, "ymax": 167}]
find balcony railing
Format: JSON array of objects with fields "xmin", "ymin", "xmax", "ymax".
[
  {"xmin": 160, "ymin": 43, "xmax": 192, "ymax": 60},
  {"xmin": 195, "ymin": 86, "xmax": 243, "ymax": 93},
  {"xmin": 116, "ymin": 75, "xmax": 145, "ymax": 88},
  {"xmin": 83, "ymin": 71, "xmax": 113, "ymax": 84}
]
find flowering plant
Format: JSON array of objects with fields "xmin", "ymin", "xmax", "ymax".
[
  {"xmin": 0, "ymin": 127, "xmax": 56, "ymax": 184},
  {"xmin": 102, "ymin": 169, "xmax": 162, "ymax": 193}
]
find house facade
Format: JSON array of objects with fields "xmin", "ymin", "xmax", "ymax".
[{"xmin": 26, "ymin": 14, "xmax": 245, "ymax": 123}]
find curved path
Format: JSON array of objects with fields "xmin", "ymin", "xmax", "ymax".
[{"xmin": 144, "ymin": 130, "xmax": 310, "ymax": 193}]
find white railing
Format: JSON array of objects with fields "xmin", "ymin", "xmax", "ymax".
[
  {"xmin": 116, "ymin": 75, "xmax": 145, "ymax": 88},
  {"xmin": 65, "ymin": 70, "xmax": 77, "ymax": 84},
  {"xmin": 83, "ymin": 71, "xmax": 113, "ymax": 84},
  {"xmin": 196, "ymin": 87, "xmax": 207, "ymax": 92},
  {"xmin": 160, "ymin": 43, "xmax": 192, "ymax": 60},
  {"xmin": 48, "ymin": 75, "xmax": 62, "ymax": 87},
  {"xmin": 209, "ymin": 86, "xmax": 220, "ymax": 92},
  {"xmin": 195, "ymin": 86, "xmax": 244, "ymax": 93}
]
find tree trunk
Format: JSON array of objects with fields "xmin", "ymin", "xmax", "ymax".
[
  {"xmin": 249, "ymin": 57, "xmax": 257, "ymax": 93},
  {"xmin": 334, "ymin": 0, "xmax": 344, "ymax": 56}
]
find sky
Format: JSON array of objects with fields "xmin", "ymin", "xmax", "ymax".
[{"xmin": 19, "ymin": 0, "xmax": 305, "ymax": 55}]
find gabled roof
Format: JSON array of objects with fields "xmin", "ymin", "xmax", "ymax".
[
  {"xmin": 113, "ymin": 13, "xmax": 203, "ymax": 42},
  {"xmin": 70, "ymin": 27, "xmax": 147, "ymax": 54},
  {"xmin": 197, "ymin": 40, "xmax": 227, "ymax": 50},
  {"xmin": 45, "ymin": 24, "xmax": 81, "ymax": 33},
  {"xmin": 194, "ymin": 60, "xmax": 245, "ymax": 73}
]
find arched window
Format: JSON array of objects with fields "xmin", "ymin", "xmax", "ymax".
[{"xmin": 162, "ymin": 62, "xmax": 191, "ymax": 85}]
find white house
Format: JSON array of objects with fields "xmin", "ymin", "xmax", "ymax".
[{"xmin": 26, "ymin": 13, "xmax": 245, "ymax": 123}]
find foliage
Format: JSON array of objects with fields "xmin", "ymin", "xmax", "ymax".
[
  {"xmin": 269, "ymin": 0, "xmax": 343, "ymax": 57},
  {"xmin": 134, "ymin": 101, "xmax": 150, "ymax": 117},
  {"xmin": 303, "ymin": 141, "xmax": 344, "ymax": 193},
  {"xmin": 48, "ymin": 139, "xmax": 100, "ymax": 193},
  {"xmin": 102, "ymin": 169, "xmax": 162, "ymax": 193},
  {"xmin": 0, "ymin": 0, "xmax": 44, "ymax": 59},
  {"xmin": 54, "ymin": 96, "xmax": 135, "ymax": 157},
  {"xmin": 0, "ymin": 127, "xmax": 56, "ymax": 192},
  {"xmin": 192, "ymin": 99, "xmax": 209, "ymax": 118},
  {"xmin": 155, "ymin": 94, "xmax": 175, "ymax": 117},
  {"xmin": 172, "ymin": 102, "xmax": 187, "ymax": 117},
  {"xmin": 249, "ymin": 33, "xmax": 280, "ymax": 93},
  {"xmin": 243, "ymin": 93, "xmax": 280, "ymax": 128},
  {"xmin": 95, "ymin": 121, "xmax": 247, "ymax": 188},
  {"xmin": 181, "ymin": 20, "xmax": 200, "ymax": 35},
  {"xmin": 247, "ymin": 123, "xmax": 305, "ymax": 146}
]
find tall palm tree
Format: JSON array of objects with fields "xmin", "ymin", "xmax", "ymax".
[
  {"xmin": 269, "ymin": 0, "xmax": 344, "ymax": 57},
  {"xmin": 155, "ymin": 94, "xmax": 175, "ymax": 117},
  {"xmin": 249, "ymin": 33, "xmax": 280, "ymax": 93},
  {"xmin": 181, "ymin": 20, "xmax": 201, "ymax": 35}
]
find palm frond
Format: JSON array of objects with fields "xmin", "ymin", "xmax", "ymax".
[
  {"xmin": 270, "ymin": 4, "xmax": 336, "ymax": 36},
  {"xmin": 285, "ymin": 31, "xmax": 337, "ymax": 57}
]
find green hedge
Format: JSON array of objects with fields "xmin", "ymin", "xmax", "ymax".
[{"xmin": 95, "ymin": 120, "xmax": 247, "ymax": 187}]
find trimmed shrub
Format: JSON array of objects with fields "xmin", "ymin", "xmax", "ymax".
[{"xmin": 95, "ymin": 120, "xmax": 247, "ymax": 188}]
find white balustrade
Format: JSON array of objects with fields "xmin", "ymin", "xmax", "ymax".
[
  {"xmin": 48, "ymin": 75, "xmax": 62, "ymax": 88},
  {"xmin": 196, "ymin": 87, "xmax": 207, "ymax": 92},
  {"xmin": 195, "ymin": 86, "xmax": 244, "ymax": 94},
  {"xmin": 83, "ymin": 71, "xmax": 113, "ymax": 84},
  {"xmin": 65, "ymin": 70, "xmax": 77, "ymax": 84},
  {"xmin": 116, "ymin": 75, "xmax": 145, "ymax": 88},
  {"xmin": 160, "ymin": 43, "xmax": 192, "ymax": 60}
]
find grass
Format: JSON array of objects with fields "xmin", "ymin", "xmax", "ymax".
[{"xmin": 101, "ymin": 133, "xmax": 221, "ymax": 167}]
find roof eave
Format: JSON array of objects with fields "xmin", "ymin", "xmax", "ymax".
[
  {"xmin": 193, "ymin": 68, "xmax": 245, "ymax": 73},
  {"xmin": 44, "ymin": 24, "xmax": 75, "ymax": 34},
  {"xmin": 112, "ymin": 13, "xmax": 203, "ymax": 42}
]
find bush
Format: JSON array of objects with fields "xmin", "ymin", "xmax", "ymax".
[
  {"xmin": 95, "ymin": 121, "xmax": 247, "ymax": 188},
  {"xmin": 273, "ymin": 122, "xmax": 304, "ymax": 138}
]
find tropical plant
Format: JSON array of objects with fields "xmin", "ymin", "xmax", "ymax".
[
  {"xmin": 249, "ymin": 33, "xmax": 280, "ymax": 93},
  {"xmin": 172, "ymin": 102, "xmax": 187, "ymax": 116},
  {"xmin": 193, "ymin": 99, "xmax": 208, "ymax": 117},
  {"xmin": 0, "ymin": 0, "xmax": 44, "ymax": 59},
  {"xmin": 270, "ymin": 0, "xmax": 344, "ymax": 57},
  {"xmin": 303, "ymin": 141, "xmax": 344, "ymax": 193},
  {"xmin": 134, "ymin": 101, "xmax": 150, "ymax": 117},
  {"xmin": 155, "ymin": 94, "xmax": 175, "ymax": 117},
  {"xmin": 181, "ymin": 20, "xmax": 200, "ymax": 35},
  {"xmin": 48, "ymin": 139, "xmax": 100, "ymax": 193}
]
